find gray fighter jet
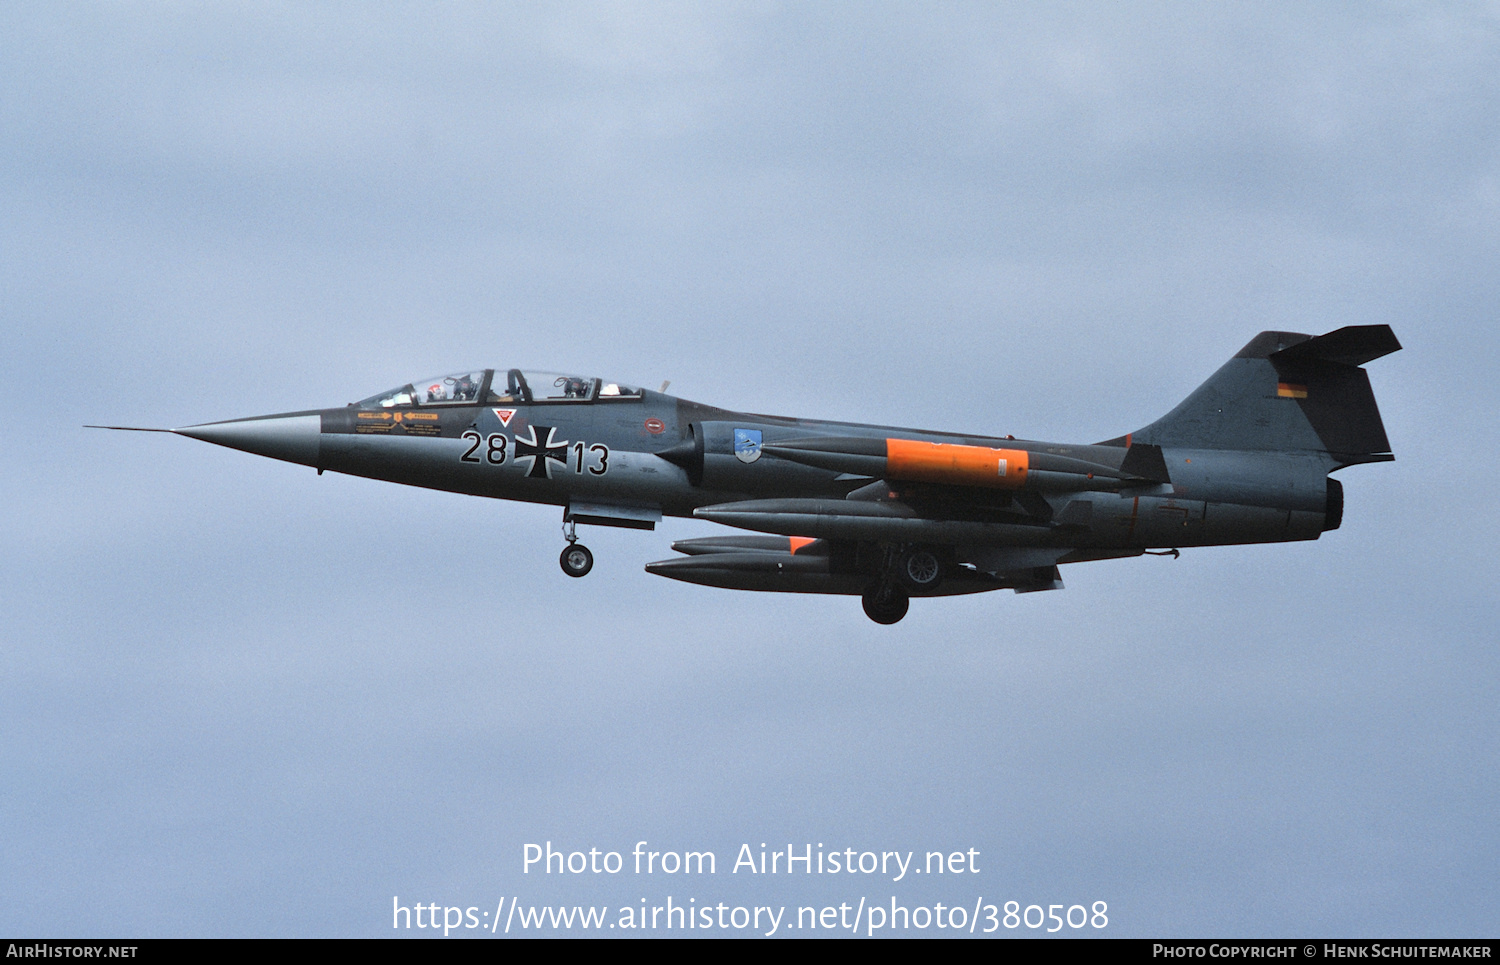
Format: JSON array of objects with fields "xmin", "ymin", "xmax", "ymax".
[{"xmin": 94, "ymin": 325, "xmax": 1399, "ymax": 624}]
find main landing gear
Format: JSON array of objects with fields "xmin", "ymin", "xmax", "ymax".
[
  {"xmin": 861, "ymin": 584, "xmax": 910, "ymax": 625},
  {"xmin": 897, "ymin": 547, "xmax": 942, "ymax": 591},
  {"xmin": 860, "ymin": 545, "xmax": 943, "ymax": 624},
  {"xmin": 559, "ymin": 518, "xmax": 593, "ymax": 578}
]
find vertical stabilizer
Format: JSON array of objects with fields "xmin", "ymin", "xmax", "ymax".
[{"xmin": 1123, "ymin": 326, "xmax": 1400, "ymax": 466}]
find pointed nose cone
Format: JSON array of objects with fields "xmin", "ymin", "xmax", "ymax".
[{"xmin": 173, "ymin": 413, "xmax": 322, "ymax": 468}]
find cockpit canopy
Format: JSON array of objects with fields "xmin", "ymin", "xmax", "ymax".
[{"xmin": 357, "ymin": 369, "xmax": 643, "ymax": 408}]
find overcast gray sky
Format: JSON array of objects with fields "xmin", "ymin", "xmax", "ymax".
[{"xmin": 3, "ymin": 2, "xmax": 1497, "ymax": 938}]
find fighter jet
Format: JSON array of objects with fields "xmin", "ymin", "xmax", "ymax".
[{"xmin": 92, "ymin": 325, "xmax": 1399, "ymax": 624}]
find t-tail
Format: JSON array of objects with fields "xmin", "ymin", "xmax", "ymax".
[
  {"xmin": 1110, "ymin": 325, "xmax": 1401, "ymax": 468},
  {"xmin": 1099, "ymin": 325, "xmax": 1400, "ymax": 536}
]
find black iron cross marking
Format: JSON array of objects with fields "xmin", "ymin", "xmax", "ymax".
[{"xmin": 514, "ymin": 424, "xmax": 569, "ymax": 479}]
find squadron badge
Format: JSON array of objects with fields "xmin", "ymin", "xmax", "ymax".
[{"xmin": 734, "ymin": 428, "xmax": 763, "ymax": 464}]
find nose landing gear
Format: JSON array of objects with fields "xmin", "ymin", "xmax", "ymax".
[{"xmin": 559, "ymin": 518, "xmax": 593, "ymax": 578}]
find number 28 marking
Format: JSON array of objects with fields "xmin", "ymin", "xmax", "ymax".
[{"xmin": 460, "ymin": 431, "xmax": 506, "ymax": 464}]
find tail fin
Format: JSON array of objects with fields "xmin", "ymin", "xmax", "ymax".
[{"xmin": 1117, "ymin": 325, "xmax": 1400, "ymax": 466}]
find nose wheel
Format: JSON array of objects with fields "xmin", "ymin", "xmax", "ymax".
[
  {"xmin": 559, "ymin": 516, "xmax": 593, "ymax": 577},
  {"xmin": 560, "ymin": 543, "xmax": 594, "ymax": 578}
]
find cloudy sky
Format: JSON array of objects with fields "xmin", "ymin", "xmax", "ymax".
[{"xmin": 3, "ymin": 3, "xmax": 1497, "ymax": 938}]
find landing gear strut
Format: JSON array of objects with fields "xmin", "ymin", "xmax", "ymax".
[{"xmin": 559, "ymin": 517, "xmax": 593, "ymax": 578}]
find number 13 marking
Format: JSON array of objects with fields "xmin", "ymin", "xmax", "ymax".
[{"xmin": 571, "ymin": 441, "xmax": 609, "ymax": 475}]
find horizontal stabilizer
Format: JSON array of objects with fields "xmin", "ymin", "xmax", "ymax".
[{"xmin": 1268, "ymin": 325, "xmax": 1402, "ymax": 367}]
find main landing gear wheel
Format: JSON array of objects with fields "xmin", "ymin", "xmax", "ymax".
[
  {"xmin": 898, "ymin": 548, "xmax": 942, "ymax": 591},
  {"xmin": 560, "ymin": 544, "xmax": 594, "ymax": 578},
  {"xmin": 861, "ymin": 585, "xmax": 910, "ymax": 625}
]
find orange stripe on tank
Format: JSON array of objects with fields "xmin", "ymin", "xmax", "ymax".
[
  {"xmin": 884, "ymin": 438, "xmax": 1029, "ymax": 489},
  {"xmin": 788, "ymin": 537, "xmax": 817, "ymax": 555}
]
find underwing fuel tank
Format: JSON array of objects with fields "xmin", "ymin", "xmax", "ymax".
[
  {"xmin": 644, "ymin": 537, "xmax": 1005, "ymax": 597},
  {"xmin": 691, "ymin": 498, "xmax": 1054, "ymax": 546}
]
